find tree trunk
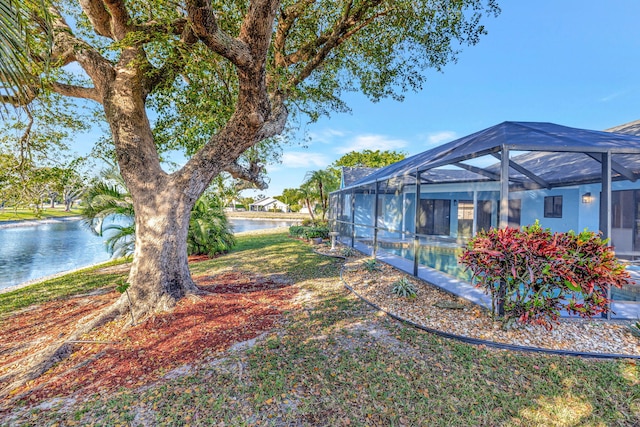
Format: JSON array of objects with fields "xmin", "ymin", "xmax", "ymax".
[
  {"xmin": 305, "ymin": 198, "xmax": 315, "ymax": 221},
  {"xmin": 125, "ymin": 186, "xmax": 201, "ymax": 316},
  {"xmin": 103, "ymin": 52, "xmax": 207, "ymax": 318},
  {"xmin": 319, "ymin": 182, "xmax": 325, "ymax": 221}
]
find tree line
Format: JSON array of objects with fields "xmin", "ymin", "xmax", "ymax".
[{"xmin": 275, "ymin": 149, "xmax": 406, "ymax": 221}]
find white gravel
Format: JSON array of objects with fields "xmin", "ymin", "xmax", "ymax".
[{"xmin": 335, "ymin": 252, "xmax": 640, "ymax": 357}]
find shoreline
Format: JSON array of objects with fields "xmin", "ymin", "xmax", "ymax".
[
  {"xmin": 226, "ymin": 211, "xmax": 308, "ymax": 221},
  {"xmin": 0, "ymin": 258, "xmax": 122, "ymax": 295},
  {"xmin": 229, "ymin": 217, "xmax": 302, "ymax": 222},
  {"xmin": 0, "ymin": 211, "xmax": 308, "ymax": 227},
  {"xmin": 0, "ymin": 227, "xmax": 292, "ymax": 295},
  {"xmin": 0, "ymin": 216, "xmax": 83, "ymax": 229}
]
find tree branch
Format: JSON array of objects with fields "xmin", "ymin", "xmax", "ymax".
[
  {"xmin": 274, "ymin": 0, "xmax": 318, "ymax": 66},
  {"xmin": 283, "ymin": 0, "xmax": 387, "ymax": 88},
  {"xmin": 134, "ymin": 18, "xmax": 189, "ymax": 36},
  {"xmin": 176, "ymin": 0, "xmax": 281, "ymax": 194},
  {"xmin": 224, "ymin": 161, "xmax": 268, "ymax": 190},
  {"xmin": 78, "ymin": 0, "xmax": 112, "ymax": 38},
  {"xmin": 102, "ymin": 0, "xmax": 133, "ymax": 40},
  {"xmin": 257, "ymin": 94, "xmax": 288, "ymax": 141},
  {"xmin": 186, "ymin": 0, "xmax": 252, "ymax": 69},
  {"xmin": 142, "ymin": 25, "xmax": 197, "ymax": 94},
  {"xmin": 0, "ymin": 88, "xmax": 38, "ymax": 107},
  {"xmin": 50, "ymin": 82, "xmax": 101, "ymax": 102},
  {"xmin": 49, "ymin": 7, "xmax": 114, "ymax": 99},
  {"xmin": 238, "ymin": 0, "xmax": 280, "ymax": 59}
]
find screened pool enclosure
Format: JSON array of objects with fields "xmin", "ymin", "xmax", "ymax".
[{"xmin": 329, "ymin": 121, "xmax": 640, "ymax": 319}]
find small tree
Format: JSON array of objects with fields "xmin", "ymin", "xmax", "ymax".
[
  {"xmin": 301, "ymin": 169, "xmax": 339, "ymax": 221},
  {"xmin": 460, "ymin": 223, "xmax": 631, "ymax": 328}
]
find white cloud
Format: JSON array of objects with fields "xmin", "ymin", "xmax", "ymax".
[
  {"xmin": 335, "ymin": 134, "xmax": 408, "ymax": 154},
  {"xmin": 280, "ymin": 152, "xmax": 330, "ymax": 168},
  {"xmin": 426, "ymin": 131, "xmax": 457, "ymax": 145},
  {"xmin": 308, "ymin": 128, "xmax": 347, "ymax": 145},
  {"xmin": 600, "ymin": 90, "xmax": 626, "ymax": 102}
]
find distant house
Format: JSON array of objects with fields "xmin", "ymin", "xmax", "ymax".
[
  {"xmin": 249, "ymin": 197, "xmax": 290, "ymax": 212},
  {"xmin": 298, "ymin": 206, "xmax": 311, "ymax": 215}
]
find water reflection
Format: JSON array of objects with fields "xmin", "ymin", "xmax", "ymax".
[
  {"xmin": 0, "ymin": 220, "xmax": 112, "ymax": 290},
  {"xmin": 0, "ymin": 218, "xmax": 299, "ymax": 290},
  {"xmin": 229, "ymin": 219, "xmax": 296, "ymax": 233}
]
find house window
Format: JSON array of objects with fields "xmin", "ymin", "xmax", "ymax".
[
  {"xmin": 544, "ymin": 196, "xmax": 563, "ymax": 218},
  {"xmin": 418, "ymin": 199, "xmax": 451, "ymax": 235}
]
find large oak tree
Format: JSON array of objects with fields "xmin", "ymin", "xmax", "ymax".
[{"xmin": 1, "ymin": 0, "xmax": 499, "ymax": 318}]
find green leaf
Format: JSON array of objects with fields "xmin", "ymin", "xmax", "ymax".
[
  {"xmin": 116, "ymin": 281, "xmax": 130, "ymax": 294},
  {"xmin": 564, "ymin": 279, "xmax": 581, "ymax": 292}
]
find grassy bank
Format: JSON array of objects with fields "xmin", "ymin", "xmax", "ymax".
[
  {"xmin": 2, "ymin": 230, "xmax": 639, "ymax": 425},
  {"xmin": 0, "ymin": 207, "xmax": 82, "ymax": 222},
  {"xmin": 0, "ymin": 258, "xmax": 129, "ymax": 316},
  {"xmin": 226, "ymin": 210, "xmax": 308, "ymax": 221}
]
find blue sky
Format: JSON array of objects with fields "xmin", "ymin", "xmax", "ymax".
[
  {"xmin": 71, "ymin": 1, "xmax": 640, "ymax": 198},
  {"xmin": 258, "ymin": 0, "xmax": 640, "ymax": 197}
]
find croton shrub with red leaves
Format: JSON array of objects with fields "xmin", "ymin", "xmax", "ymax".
[{"xmin": 459, "ymin": 222, "xmax": 631, "ymax": 329}]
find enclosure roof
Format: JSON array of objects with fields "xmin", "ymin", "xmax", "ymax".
[
  {"xmin": 606, "ymin": 119, "xmax": 640, "ymax": 136},
  {"xmin": 340, "ymin": 167, "xmax": 379, "ymax": 188},
  {"xmin": 344, "ymin": 121, "xmax": 640, "ymax": 190}
]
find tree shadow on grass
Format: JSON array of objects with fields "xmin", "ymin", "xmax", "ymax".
[{"xmin": 188, "ymin": 232, "xmax": 344, "ymax": 284}]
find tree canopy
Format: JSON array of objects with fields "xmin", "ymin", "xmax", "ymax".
[
  {"xmin": 332, "ymin": 149, "xmax": 407, "ymax": 169},
  {"xmin": 301, "ymin": 169, "xmax": 339, "ymax": 220},
  {"xmin": 0, "ymin": 0, "xmax": 499, "ymax": 392}
]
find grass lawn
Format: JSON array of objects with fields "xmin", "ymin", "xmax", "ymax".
[
  {"xmin": 2, "ymin": 230, "xmax": 639, "ymax": 426},
  {"xmin": 0, "ymin": 258, "xmax": 129, "ymax": 316},
  {"xmin": 0, "ymin": 207, "xmax": 83, "ymax": 222}
]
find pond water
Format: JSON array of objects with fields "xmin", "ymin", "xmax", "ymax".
[
  {"xmin": 0, "ymin": 219, "xmax": 111, "ymax": 290},
  {"xmin": 0, "ymin": 217, "xmax": 298, "ymax": 291},
  {"xmin": 229, "ymin": 218, "xmax": 297, "ymax": 233}
]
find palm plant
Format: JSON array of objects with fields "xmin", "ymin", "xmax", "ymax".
[
  {"xmin": 0, "ymin": 0, "xmax": 51, "ymax": 107},
  {"xmin": 81, "ymin": 169, "xmax": 135, "ymax": 257},
  {"xmin": 82, "ymin": 167, "xmax": 235, "ymax": 258},
  {"xmin": 301, "ymin": 169, "xmax": 339, "ymax": 221},
  {"xmin": 187, "ymin": 195, "xmax": 235, "ymax": 256}
]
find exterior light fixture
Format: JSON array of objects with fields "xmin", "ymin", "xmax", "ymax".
[{"xmin": 581, "ymin": 192, "xmax": 593, "ymax": 203}]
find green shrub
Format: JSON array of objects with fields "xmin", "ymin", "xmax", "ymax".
[
  {"xmin": 301, "ymin": 218, "xmax": 328, "ymax": 228},
  {"xmin": 303, "ymin": 226, "xmax": 330, "ymax": 239},
  {"xmin": 392, "ymin": 277, "xmax": 417, "ymax": 299},
  {"xmin": 289, "ymin": 225, "xmax": 306, "ymax": 237},
  {"xmin": 187, "ymin": 196, "xmax": 235, "ymax": 257},
  {"xmin": 341, "ymin": 246, "xmax": 356, "ymax": 257},
  {"xmin": 460, "ymin": 221, "xmax": 631, "ymax": 329},
  {"xmin": 362, "ymin": 258, "xmax": 381, "ymax": 272},
  {"xmin": 290, "ymin": 225, "xmax": 330, "ymax": 239}
]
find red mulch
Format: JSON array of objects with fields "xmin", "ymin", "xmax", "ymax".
[{"xmin": 0, "ymin": 271, "xmax": 298, "ymax": 405}]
